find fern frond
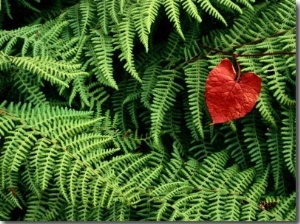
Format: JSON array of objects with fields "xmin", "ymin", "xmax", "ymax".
[
  {"xmin": 187, "ymin": 129, "xmax": 214, "ymax": 161},
  {"xmin": 150, "ymin": 69, "xmax": 183, "ymax": 145},
  {"xmin": 276, "ymin": 0, "xmax": 296, "ymax": 29},
  {"xmin": 0, "ymin": 190, "xmax": 15, "ymax": 220},
  {"xmin": 0, "ymin": 24, "xmax": 40, "ymax": 56},
  {"xmin": 181, "ymin": 0, "xmax": 202, "ymax": 23},
  {"xmin": 242, "ymin": 113, "xmax": 268, "ymax": 176},
  {"xmin": 0, "ymin": 0, "xmax": 296, "ymax": 221},
  {"xmin": 207, "ymin": 164, "xmax": 239, "ymax": 221},
  {"xmin": 258, "ymin": 34, "xmax": 296, "ymax": 106},
  {"xmin": 90, "ymin": 29, "xmax": 118, "ymax": 89},
  {"xmin": 206, "ymin": 190, "xmax": 227, "ymax": 221},
  {"xmin": 94, "ymin": 0, "xmax": 110, "ymax": 34},
  {"xmin": 227, "ymin": 168, "xmax": 256, "ymax": 195},
  {"xmin": 36, "ymin": 141, "xmax": 58, "ymax": 190},
  {"xmin": 159, "ymin": 146, "xmax": 184, "ymax": 183},
  {"xmin": 24, "ymin": 193, "xmax": 47, "ymax": 221},
  {"xmin": 141, "ymin": 64, "xmax": 160, "ymax": 109},
  {"xmin": 170, "ymin": 192, "xmax": 209, "ymax": 221},
  {"xmin": 184, "ymin": 60, "xmax": 208, "ymax": 140},
  {"xmin": 0, "ymin": 112, "xmax": 16, "ymax": 137},
  {"xmin": 240, "ymin": 165, "xmax": 269, "ymax": 221},
  {"xmin": 0, "ymin": 0, "xmax": 12, "ymax": 19},
  {"xmin": 59, "ymin": 36, "xmax": 87, "ymax": 64},
  {"xmin": 255, "ymin": 83, "xmax": 277, "ymax": 127},
  {"xmin": 142, "ymin": 0, "xmax": 161, "ymax": 32},
  {"xmin": 38, "ymin": 18, "xmax": 69, "ymax": 49},
  {"xmin": 201, "ymin": 3, "xmax": 268, "ymax": 48},
  {"xmin": 115, "ymin": 11, "xmax": 141, "ymax": 82},
  {"xmin": 182, "ymin": 22, "xmax": 201, "ymax": 60},
  {"xmin": 122, "ymin": 78, "xmax": 142, "ymax": 129},
  {"xmin": 86, "ymin": 83, "xmax": 109, "ymax": 111},
  {"xmin": 184, "ymin": 103, "xmax": 200, "ymax": 141},
  {"xmin": 112, "ymin": 79, "xmax": 137, "ymax": 132},
  {"xmin": 265, "ymin": 127, "xmax": 285, "ymax": 194},
  {"xmin": 107, "ymin": 0, "xmax": 121, "ymax": 24},
  {"xmin": 281, "ymin": 108, "xmax": 296, "ymax": 177},
  {"xmin": 268, "ymin": 192, "xmax": 296, "ymax": 221},
  {"xmin": 163, "ymin": 31, "xmax": 185, "ymax": 63},
  {"xmin": 221, "ymin": 123, "xmax": 247, "ymax": 170},
  {"xmin": 11, "ymin": 56, "xmax": 88, "ymax": 87},
  {"xmin": 132, "ymin": 4, "xmax": 150, "ymax": 52},
  {"xmin": 68, "ymin": 75, "xmax": 90, "ymax": 107},
  {"xmin": 21, "ymin": 1, "xmax": 39, "ymax": 12},
  {"xmin": 107, "ymin": 200, "xmax": 131, "ymax": 221},
  {"xmin": 12, "ymin": 70, "xmax": 47, "ymax": 105},
  {"xmin": 223, "ymin": 168, "xmax": 256, "ymax": 221},
  {"xmin": 217, "ymin": 0, "xmax": 244, "ymax": 13},
  {"xmin": 151, "ymin": 181, "xmax": 193, "ymax": 220},
  {"xmin": 0, "ymin": 51, "xmax": 11, "ymax": 71},
  {"xmin": 67, "ymin": 1, "xmax": 95, "ymax": 37},
  {"xmin": 197, "ymin": 0, "xmax": 227, "ymax": 26},
  {"xmin": 163, "ymin": 0, "xmax": 184, "ymax": 40},
  {"xmin": 1, "ymin": 127, "xmax": 37, "ymax": 187},
  {"xmin": 192, "ymin": 150, "xmax": 229, "ymax": 189},
  {"xmin": 79, "ymin": 0, "xmax": 96, "ymax": 35}
]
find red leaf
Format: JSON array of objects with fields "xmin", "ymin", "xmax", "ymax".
[{"xmin": 205, "ymin": 58, "xmax": 262, "ymax": 124}]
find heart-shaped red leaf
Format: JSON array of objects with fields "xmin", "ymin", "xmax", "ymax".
[{"xmin": 205, "ymin": 58, "xmax": 262, "ymax": 124}]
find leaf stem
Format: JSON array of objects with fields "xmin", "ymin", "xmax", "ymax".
[
  {"xmin": 198, "ymin": 43, "xmax": 235, "ymax": 56},
  {"xmin": 232, "ymin": 27, "xmax": 296, "ymax": 49},
  {"xmin": 198, "ymin": 43, "xmax": 296, "ymax": 57},
  {"xmin": 236, "ymin": 52, "xmax": 296, "ymax": 57},
  {"xmin": 234, "ymin": 54, "xmax": 241, "ymax": 81}
]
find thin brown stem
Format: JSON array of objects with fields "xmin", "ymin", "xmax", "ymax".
[
  {"xmin": 234, "ymin": 54, "xmax": 241, "ymax": 81},
  {"xmin": 236, "ymin": 52, "xmax": 296, "ymax": 57},
  {"xmin": 232, "ymin": 27, "xmax": 296, "ymax": 50},
  {"xmin": 198, "ymin": 43, "xmax": 296, "ymax": 57},
  {"xmin": 198, "ymin": 43, "xmax": 235, "ymax": 56}
]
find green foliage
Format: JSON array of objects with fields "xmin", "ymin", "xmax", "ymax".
[{"xmin": 0, "ymin": 0, "xmax": 296, "ymax": 221}]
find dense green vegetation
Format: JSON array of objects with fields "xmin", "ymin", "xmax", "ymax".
[{"xmin": 0, "ymin": 0, "xmax": 296, "ymax": 221}]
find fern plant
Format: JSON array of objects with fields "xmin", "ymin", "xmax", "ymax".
[{"xmin": 0, "ymin": 0, "xmax": 296, "ymax": 221}]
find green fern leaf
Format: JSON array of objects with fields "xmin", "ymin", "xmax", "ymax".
[
  {"xmin": 68, "ymin": 75, "xmax": 90, "ymax": 107},
  {"xmin": 107, "ymin": 0, "xmax": 121, "ymax": 24},
  {"xmin": 115, "ymin": 12, "xmax": 141, "ymax": 82},
  {"xmin": 11, "ymin": 56, "xmax": 88, "ymax": 87},
  {"xmin": 221, "ymin": 124, "xmax": 247, "ymax": 170},
  {"xmin": 150, "ymin": 69, "xmax": 183, "ymax": 145},
  {"xmin": 132, "ymin": 5, "xmax": 150, "ymax": 52},
  {"xmin": 255, "ymin": 83, "xmax": 277, "ymax": 127},
  {"xmin": 281, "ymin": 108, "xmax": 296, "ymax": 177},
  {"xmin": 266, "ymin": 127, "xmax": 285, "ymax": 194},
  {"xmin": 184, "ymin": 60, "xmax": 208, "ymax": 140},
  {"xmin": 197, "ymin": 151, "xmax": 229, "ymax": 189},
  {"xmin": 141, "ymin": 64, "xmax": 160, "ymax": 109},
  {"xmin": 1, "ymin": 128, "xmax": 37, "ymax": 187},
  {"xmin": 223, "ymin": 169, "xmax": 256, "ymax": 221},
  {"xmin": 270, "ymin": 192, "xmax": 296, "ymax": 221},
  {"xmin": 94, "ymin": 0, "xmax": 110, "ymax": 34},
  {"xmin": 242, "ymin": 113, "xmax": 268, "ymax": 176},
  {"xmin": 182, "ymin": 22, "xmax": 201, "ymax": 60},
  {"xmin": 90, "ymin": 29, "xmax": 118, "ymax": 89},
  {"xmin": 37, "ymin": 144, "xmax": 58, "ymax": 190},
  {"xmin": 0, "ymin": 114, "xmax": 16, "ymax": 137},
  {"xmin": 142, "ymin": 0, "xmax": 161, "ymax": 32},
  {"xmin": 181, "ymin": 0, "xmax": 202, "ymax": 23},
  {"xmin": 13, "ymin": 71, "xmax": 48, "ymax": 105},
  {"xmin": 197, "ymin": 0, "xmax": 227, "ymax": 26},
  {"xmin": 240, "ymin": 165, "xmax": 269, "ymax": 221},
  {"xmin": 164, "ymin": 0, "xmax": 185, "ymax": 40},
  {"xmin": 79, "ymin": 0, "xmax": 96, "ymax": 35}
]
